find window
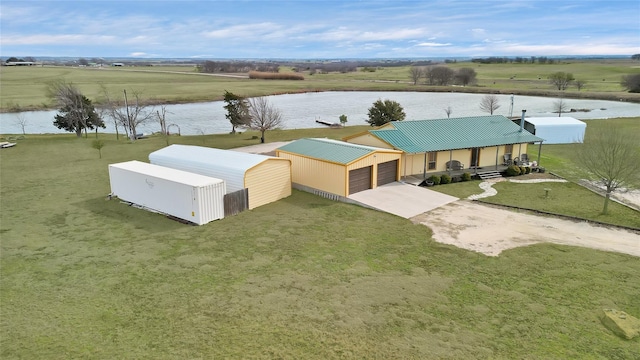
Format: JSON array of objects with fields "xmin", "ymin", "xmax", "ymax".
[
  {"xmin": 505, "ymin": 144, "xmax": 513, "ymax": 155},
  {"xmin": 428, "ymin": 152, "xmax": 437, "ymax": 170}
]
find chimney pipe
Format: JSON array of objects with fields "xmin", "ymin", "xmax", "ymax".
[{"xmin": 519, "ymin": 110, "xmax": 526, "ymax": 132}]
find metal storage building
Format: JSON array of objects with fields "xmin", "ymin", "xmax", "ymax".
[
  {"xmin": 514, "ymin": 116, "xmax": 586, "ymax": 144},
  {"xmin": 108, "ymin": 160, "xmax": 225, "ymax": 225},
  {"xmin": 276, "ymin": 138, "xmax": 403, "ymax": 197},
  {"xmin": 149, "ymin": 144, "xmax": 291, "ymax": 210}
]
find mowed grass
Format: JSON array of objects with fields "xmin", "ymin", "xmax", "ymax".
[
  {"xmin": 2, "ymin": 59, "xmax": 639, "ymax": 111},
  {"xmin": 2, "ymin": 130, "xmax": 639, "ymax": 359}
]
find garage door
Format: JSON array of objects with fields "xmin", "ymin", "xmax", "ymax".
[
  {"xmin": 349, "ymin": 166, "xmax": 372, "ymax": 195},
  {"xmin": 377, "ymin": 160, "xmax": 398, "ymax": 186}
]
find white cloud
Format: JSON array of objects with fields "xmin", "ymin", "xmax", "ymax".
[{"xmin": 416, "ymin": 42, "xmax": 452, "ymax": 47}]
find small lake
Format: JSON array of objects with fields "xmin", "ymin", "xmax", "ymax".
[{"xmin": 1, "ymin": 91, "xmax": 638, "ymax": 135}]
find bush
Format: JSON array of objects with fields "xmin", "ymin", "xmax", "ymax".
[
  {"xmin": 428, "ymin": 175, "xmax": 441, "ymax": 185},
  {"xmin": 461, "ymin": 172, "xmax": 472, "ymax": 181},
  {"xmin": 506, "ymin": 165, "xmax": 521, "ymax": 176},
  {"xmin": 520, "ymin": 166, "xmax": 527, "ymax": 174},
  {"xmin": 440, "ymin": 174, "xmax": 451, "ymax": 184},
  {"xmin": 451, "ymin": 176, "xmax": 461, "ymax": 183},
  {"xmin": 524, "ymin": 166, "xmax": 531, "ymax": 174},
  {"xmin": 248, "ymin": 71, "xmax": 305, "ymax": 80}
]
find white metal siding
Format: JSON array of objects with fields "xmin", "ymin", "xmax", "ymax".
[{"xmin": 108, "ymin": 161, "xmax": 224, "ymax": 225}]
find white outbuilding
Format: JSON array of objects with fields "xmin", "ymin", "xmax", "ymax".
[
  {"xmin": 149, "ymin": 144, "xmax": 291, "ymax": 210},
  {"xmin": 108, "ymin": 160, "xmax": 225, "ymax": 225},
  {"xmin": 517, "ymin": 117, "xmax": 587, "ymax": 144}
]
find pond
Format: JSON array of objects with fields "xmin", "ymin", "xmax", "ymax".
[{"xmin": 1, "ymin": 91, "xmax": 638, "ymax": 135}]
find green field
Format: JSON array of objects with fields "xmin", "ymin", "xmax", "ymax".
[
  {"xmin": 2, "ymin": 59, "xmax": 639, "ymax": 111},
  {"xmin": 1, "ymin": 122, "xmax": 639, "ymax": 358}
]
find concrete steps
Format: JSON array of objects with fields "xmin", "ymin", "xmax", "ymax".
[{"xmin": 477, "ymin": 171, "xmax": 502, "ymax": 180}]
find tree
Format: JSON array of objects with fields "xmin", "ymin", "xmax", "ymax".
[
  {"xmin": 553, "ymin": 98, "xmax": 568, "ymax": 117},
  {"xmin": 444, "ymin": 106, "xmax": 453, "ymax": 118},
  {"xmin": 621, "ymin": 74, "xmax": 640, "ymax": 93},
  {"xmin": 427, "ymin": 66, "xmax": 455, "ymax": 85},
  {"xmin": 11, "ymin": 105, "xmax": 28, "ymax": 134},
  {"xmin": 575, "ymin": 127, "xmax": 640, "ymax": 214},
  {"xmin": 92, "ymin": 139, "xmax": 105, "ymax": 159},
  {"xmin": 454, "ymin": 68, "xmax": 477, "ymax": 86},
  {"xmin": 100, "ymin": 86, "xmax": 154, "ymax": 141},
  {"xmin": 223, "ymin": 90, "xmax": 251, "ymax": 134},
  {"xmin": 574, "ymin": 80, "xmax": 586, "ymax": 91},
  {"xmin": 339, "ymin": 114, "xmax": 348, "ymax": 127},
  {"xmin": 247, "ymin": 96, "xmax": 283, "ymax": 143},
  {"xmin": 631, "ymin": 54, "xmax": 640, "ymax": 60},
  {"xmin": 548, "ymin": 72, "xmax": 575, "ymax": 90},
  {"xmin": 366, "ymin": 99, "xmax": 406, "ymax": 126},
  {"xmin": 479, "ymin": 94, "xmax": 501, "ymax": 115},
  {"xmin": 47, "ymin": 80, "xmax": 104, "ymax": 137},
  {"xmin": 409, "ymin": 66, "xmax": 423, "ymax": 85}
]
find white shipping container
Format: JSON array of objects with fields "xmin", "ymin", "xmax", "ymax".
[{"xmin": 108, "ymin": 161, "xmax": 225, "ymax": 225}]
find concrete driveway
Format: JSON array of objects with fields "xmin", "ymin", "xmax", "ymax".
[{"xmin": 348, "ymin": 182, "xmax": 458, "ymax": 218}]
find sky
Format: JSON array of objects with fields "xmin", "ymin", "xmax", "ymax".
[{"xmin": 1, "ymin": 0, "xmax": 639, "ymax": 59}]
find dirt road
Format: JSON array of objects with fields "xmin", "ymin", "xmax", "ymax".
[{"xmin": 412, "ymin": 201, "xmax": 640, "ymax": 257}]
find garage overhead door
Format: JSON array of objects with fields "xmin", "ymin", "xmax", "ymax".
[
  {"xmin": 349, "ymin": 166, "xmax": 372, "ymax": 195},
  {"xmin": 377, "ymin": 160, "xmax": 398, "ymax": 186}
]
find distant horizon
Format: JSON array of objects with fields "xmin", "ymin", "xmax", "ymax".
[
  {"xmin": 1, "ymin": 1, "xmax": 638, "ymax": 59},
  {"xmin": 3, "ymin": 55, "xmax": 636, "ymax": 62}
]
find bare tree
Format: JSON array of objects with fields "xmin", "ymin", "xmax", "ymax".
[
  {"xmin": 479, "ymin": 94, "xmax": 501, "ymax": 115},
  {"xmin": 454, "ymin": 68, "xmax": 477, "ymax": 86},
  {"xmin": 156, "ymin": 105, "xmax": 169, "ymax": 135},
  {"xmin": 14, "ymin": 111, "xmax": 28, "ymax": 135},
  {"xmin": 409, "ymin": 66, "xmax": 423, "ymax": 85},
  {"xmin": 444, "ymin": 106, "xmax": 453, "ymax": 118},
  {"xmin": 575, "ymin": 127, "xmax": 640, "ymax": 214},
  {"xmin": 100, "ymin": 86, "xmax": 154, "ymax": 141},
  {"xmin": 553, "ymin": 98, "xmax": 568, "ymax": 117},
  {"xmin": 247, "ymin": 96, "xmax": 283, "ymax": 143},
  {"xmin": 548, "ymin": 72, "xmax": 575, "ymax": 90},
  {"xmin": 427, "ymin": 66, "xmax": 455, "ymax": 86},
  {"xmin": 574, "ymin": 80, "xmax": 586, "ymax": 91}
]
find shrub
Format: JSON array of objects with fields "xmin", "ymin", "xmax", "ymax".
[
  {"xmin": 524, "ymin": 166, "xmax": 531, "ymax": 174},
  {"xmin": 461, "ymin": 172, "xmax": 472, "ymax": 181},
  {"xmin": 506, "ymin": 165, "xmax": 521, "ymax": 176},
  {"xmin": 451, "ymin": 176, "xmax": 460, "ymax": 183},
  {"xmin": 520, "ymin": 166, "xmax": 527, "ymax": 174},
  {"xmin": 428, "ymin": 175, "xmax": 441, "ymax": 185},
  {"xmin": 440, "ymin": 174, "xmax": 451, "ymax": 184},
  {"xmin": 248, "ymin": 71, "xmax": 305, "ymax": 80}
]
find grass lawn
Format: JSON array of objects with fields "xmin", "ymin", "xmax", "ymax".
[
  {"xmin": 480, "ymin": 181, "xmax": 640, "ymax": 228},
  {"xmin": 2, "ymin": 129, "xmax": 639, "ymax": 358}
]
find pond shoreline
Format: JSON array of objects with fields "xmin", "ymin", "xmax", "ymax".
[{"xmin": 2, "ymin": 87, "xmax": 639, "ymax": 114}]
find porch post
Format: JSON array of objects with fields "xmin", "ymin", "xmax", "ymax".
[
  {"xmin": 422, "ymin": 152, "xmax": 427, "ymax": 179},
  {"xmin": 495, "ymin": 147, "xmax": 499, "ymax": 170},
  {"xmin": 449, "ymin": 150, "xmax": 453, "ymax": 175},
  {"xmin": 537, "ymin": 142, "xmax": 543, "ymax": 165}
]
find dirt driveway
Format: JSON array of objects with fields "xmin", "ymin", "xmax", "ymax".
[{"xmin": 412, "ymin": 201, "xmax": 640, "ymax": 257}]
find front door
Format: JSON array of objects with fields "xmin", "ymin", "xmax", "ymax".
[{"xmin": 470, "ymin": 148, "xmax": 481, "ymax": 168}]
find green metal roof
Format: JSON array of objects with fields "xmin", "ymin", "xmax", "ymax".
[
  {"xmin": 370, "ymin": 115, "xmax": 544, "ymax": 153},
  {"xmin": 277, "ymin": 138, "xmax": 388, "ymax": 164}
]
